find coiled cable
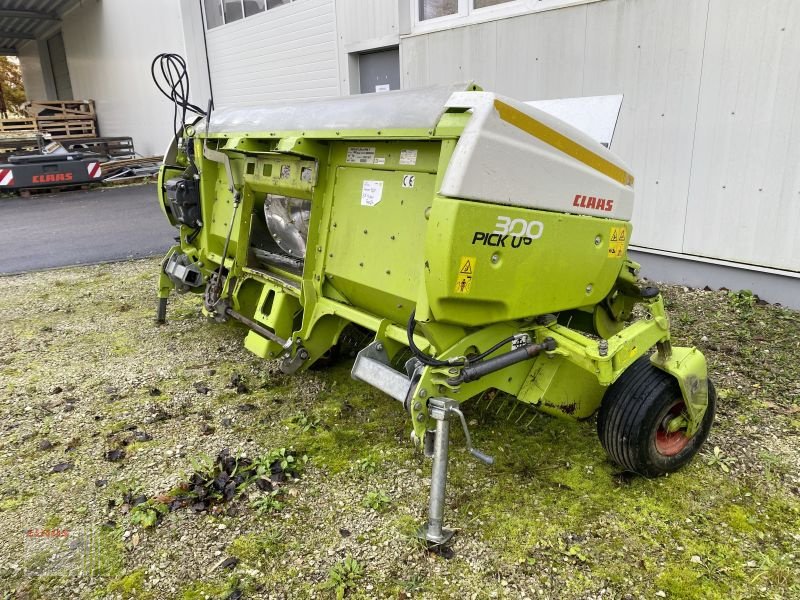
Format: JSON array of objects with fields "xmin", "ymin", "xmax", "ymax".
[{"xmin": 150, "ymin": 53, "xmax": 207, "ymax": 144}]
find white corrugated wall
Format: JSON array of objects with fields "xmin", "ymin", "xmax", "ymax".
[
  {"xmin": 190, "ymin": 0, "xmax": 798, "ymax": 274},
  {"xmin": 204, "ymin": 0, "xmax": 340, "ymax": 107},
  {"xmin": 400, "ymin": 0, "xmax": 800, "ymax": 273},
  {"xmin": 682, "ymin": 0, "xmax": 800, "ymax": 272},
  {"xmin": 335, "ymin": 0, "xmax": 399, "ymax": 93}
]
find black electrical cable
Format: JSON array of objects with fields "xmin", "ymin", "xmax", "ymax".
[
  {"xmin": 150, "ymin": 53, "xmax": 207, "ymax": 145},
  {"xmin": 407, "ymin": 311, "xmax": 456, "ymax": 367},
  {"xmin": 470, "ymin": 333, "xmax": 519, "ymax": 362},
  {"xmin": 406, "ymin": 311, "xmax": 519, "ymax": 368},
  {"xmin": 151, "ymin": 53, "xmax": 208, "ymax": 244}
]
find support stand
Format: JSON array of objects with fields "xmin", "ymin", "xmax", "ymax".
[
  {"xmin": 417, "ymin": 398, "xmax": 494, "ymax": 545},
  {"xmin": 417, "ymin": 400, "xmax": 455, "ymax": 544},
  {"xmin": 156, "ymin": 297, "xmax": 168, "ymax": 324}
]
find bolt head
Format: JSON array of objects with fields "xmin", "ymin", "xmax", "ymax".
[
  {"xmin": 491, "ymin": 254, "xmax": 499, "ymax": 264},
  {"xmin": 416, "ymin": 413, "xmax": 425, "ymax": 422},
  {"xmin": 585, "ymin": 284, "xmax": 593, "ymax": 294},
  {"xmin": 413, "ymin": 402, "xmax": 422, "ymax": 411},
  {"xmin": 418, "ymin": 389, "xmax": 428, "ymax": 398},
  {"xmin": 595, "ymin": 235, "xmax": 602, "ymax": 245}
]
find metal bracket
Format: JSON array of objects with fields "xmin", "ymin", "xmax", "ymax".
[
  {"xmin": 351, "ymin": 341, "xmax": 412, "ymax": 404},
  {"xmin": 650, "ymin": 346, "xmax": 709, "ymax": 436},
  {"xmin": 280, "ymin": 345, "xmax": 309, "ymax": 375},
  {"xmin": 202, "ymin": 141, "xmax": 240, "ymax": 201},
  {"xmin": 163, "ymin": 252, "xmax": 204, "ymax": 292}
]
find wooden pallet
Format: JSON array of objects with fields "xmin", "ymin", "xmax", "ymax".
[
  {"xmin": 34, "ymin": 119, "xmax": 97, "ymax": 139},
  {"xmin": 0, "ymin": 131, "xmax": 42, "ymax": 155},
  {"xmin": 18, "ymin": 183, "xmax": 98, "ymax": 197},
  {"xmin": 0, "ymin": 118, "xmax": 37, "ymax": 132},
  {"xmin": 0, "ymin": 99, "xmax": 99, "ymax": 140},
  {"xmin": 24, "ymin": 100, "xmax": 96, "ymax": 120},
  {"xmin": 0, "ymin": 119, "xmax": 97, "ymax": 139}
]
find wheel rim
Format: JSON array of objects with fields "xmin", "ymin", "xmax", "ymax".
[{"xmin": 655, "ymin": 400, "xmax": 691, "ymax": 456}]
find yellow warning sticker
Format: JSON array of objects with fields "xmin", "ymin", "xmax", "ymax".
[
  {"xmin": 608, "ymin": 226, "xmax": 627, "ymax": 258},
  {"xmin": 454, "ymin": 256, "xmax": 476, "ymax": 294}
]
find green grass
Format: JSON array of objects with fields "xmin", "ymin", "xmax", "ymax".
[{"xmin": 0, "ymin": 259, "xmax": 797, "ymax": 599}]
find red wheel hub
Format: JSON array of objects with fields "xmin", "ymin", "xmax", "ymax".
[{"xmin": 655, "ymin": 401, "xmax": 691, "ymax": 456}]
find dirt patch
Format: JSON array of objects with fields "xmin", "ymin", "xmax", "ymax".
[{"xmin": 0, "ymin": 259, "xmax": 797, "ymax": 599}]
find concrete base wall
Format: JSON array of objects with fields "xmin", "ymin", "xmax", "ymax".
[{"xmin": 630, "ymin": 248, "xmax": 799, "ymax": 309}]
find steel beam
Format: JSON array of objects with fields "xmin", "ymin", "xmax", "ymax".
[
  {"xmin": 0, "ymin": 10, "xmax": 60, "ymax": 21},
  {"xmin": 0, "ymin": 31, "xmax": 36, "ymax": 40}
]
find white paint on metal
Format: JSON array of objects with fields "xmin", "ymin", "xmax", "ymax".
[
  {"xmin": 440, "ymin": 91, "xmax": 635, "ymax": 220},
  {"xmin": 199, "ymin": 83, "xmax": 470, "ymax": 133},
  {"xmin": 526, "ymin": 95, "xmax": 623, "ymax": 147}
]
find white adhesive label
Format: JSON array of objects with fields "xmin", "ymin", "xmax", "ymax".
[
  {"xmin": 511, "ymin": 333, "xmax": 531, "ymax": 350},
  {"xmin": 361, "ymin": 180, "xmax": 384, "ymax": 206},
  {"xmin": 373, "ymin": 157, "xmax": 386, "ymax": 165},
  {"xmin": 347, "ymin": 146, "xmax": 375, "ymax": 164},
  {"xmin": 399, "ymin": 149, "xmax": 418, "ymax": 166}
]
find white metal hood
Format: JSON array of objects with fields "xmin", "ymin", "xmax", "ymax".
[
  {"xmin": 440, "ymin": 91, "xmax": 636, "ymax": 221},
  {"xmin": 198, "ymin": 83, "xmax": 473, "ymax": 135}
]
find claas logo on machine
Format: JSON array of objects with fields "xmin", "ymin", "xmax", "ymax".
[
  {"xmin": 32, "ymin": 173, "xmax": 73, "ymax": 184},
  {"xmin": 573, "ymin": 193, "xmax": 614, "ymax": 212}
]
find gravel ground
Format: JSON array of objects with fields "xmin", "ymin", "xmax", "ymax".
[{"xmin": 0, "ymin": 258, "xmax": 797, "ymax": 599}]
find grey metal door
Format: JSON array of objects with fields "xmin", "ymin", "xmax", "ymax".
[
  {"xmin": 358, "ymin": 48, "xmax": 400, "ymax": 94},
  {"xmin": 47, "ymin": 32, "xmax": 73, "ymax": 100}
]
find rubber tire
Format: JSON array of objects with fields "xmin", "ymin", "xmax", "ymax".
[{"xmin": 597, "ymin": 355, "xmax": 716, "ymax": 477}]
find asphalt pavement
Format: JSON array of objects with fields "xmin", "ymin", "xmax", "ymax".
[{"xmin": 0, "ymin": 184, "xmax": 177, "ymax": 274}]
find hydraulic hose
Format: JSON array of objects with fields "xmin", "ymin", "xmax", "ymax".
[
  {"xmin": 407, "ymin": 311, "xmax": 528, "ymax": 367},
  {"xmin": 447, "ymin": 338, "xmax": 557, "ymax": 385}
]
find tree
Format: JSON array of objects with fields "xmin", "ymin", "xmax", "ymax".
[{"xmin": 0, "ymin": 57, "xmax": 26, "ymax": 118}]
